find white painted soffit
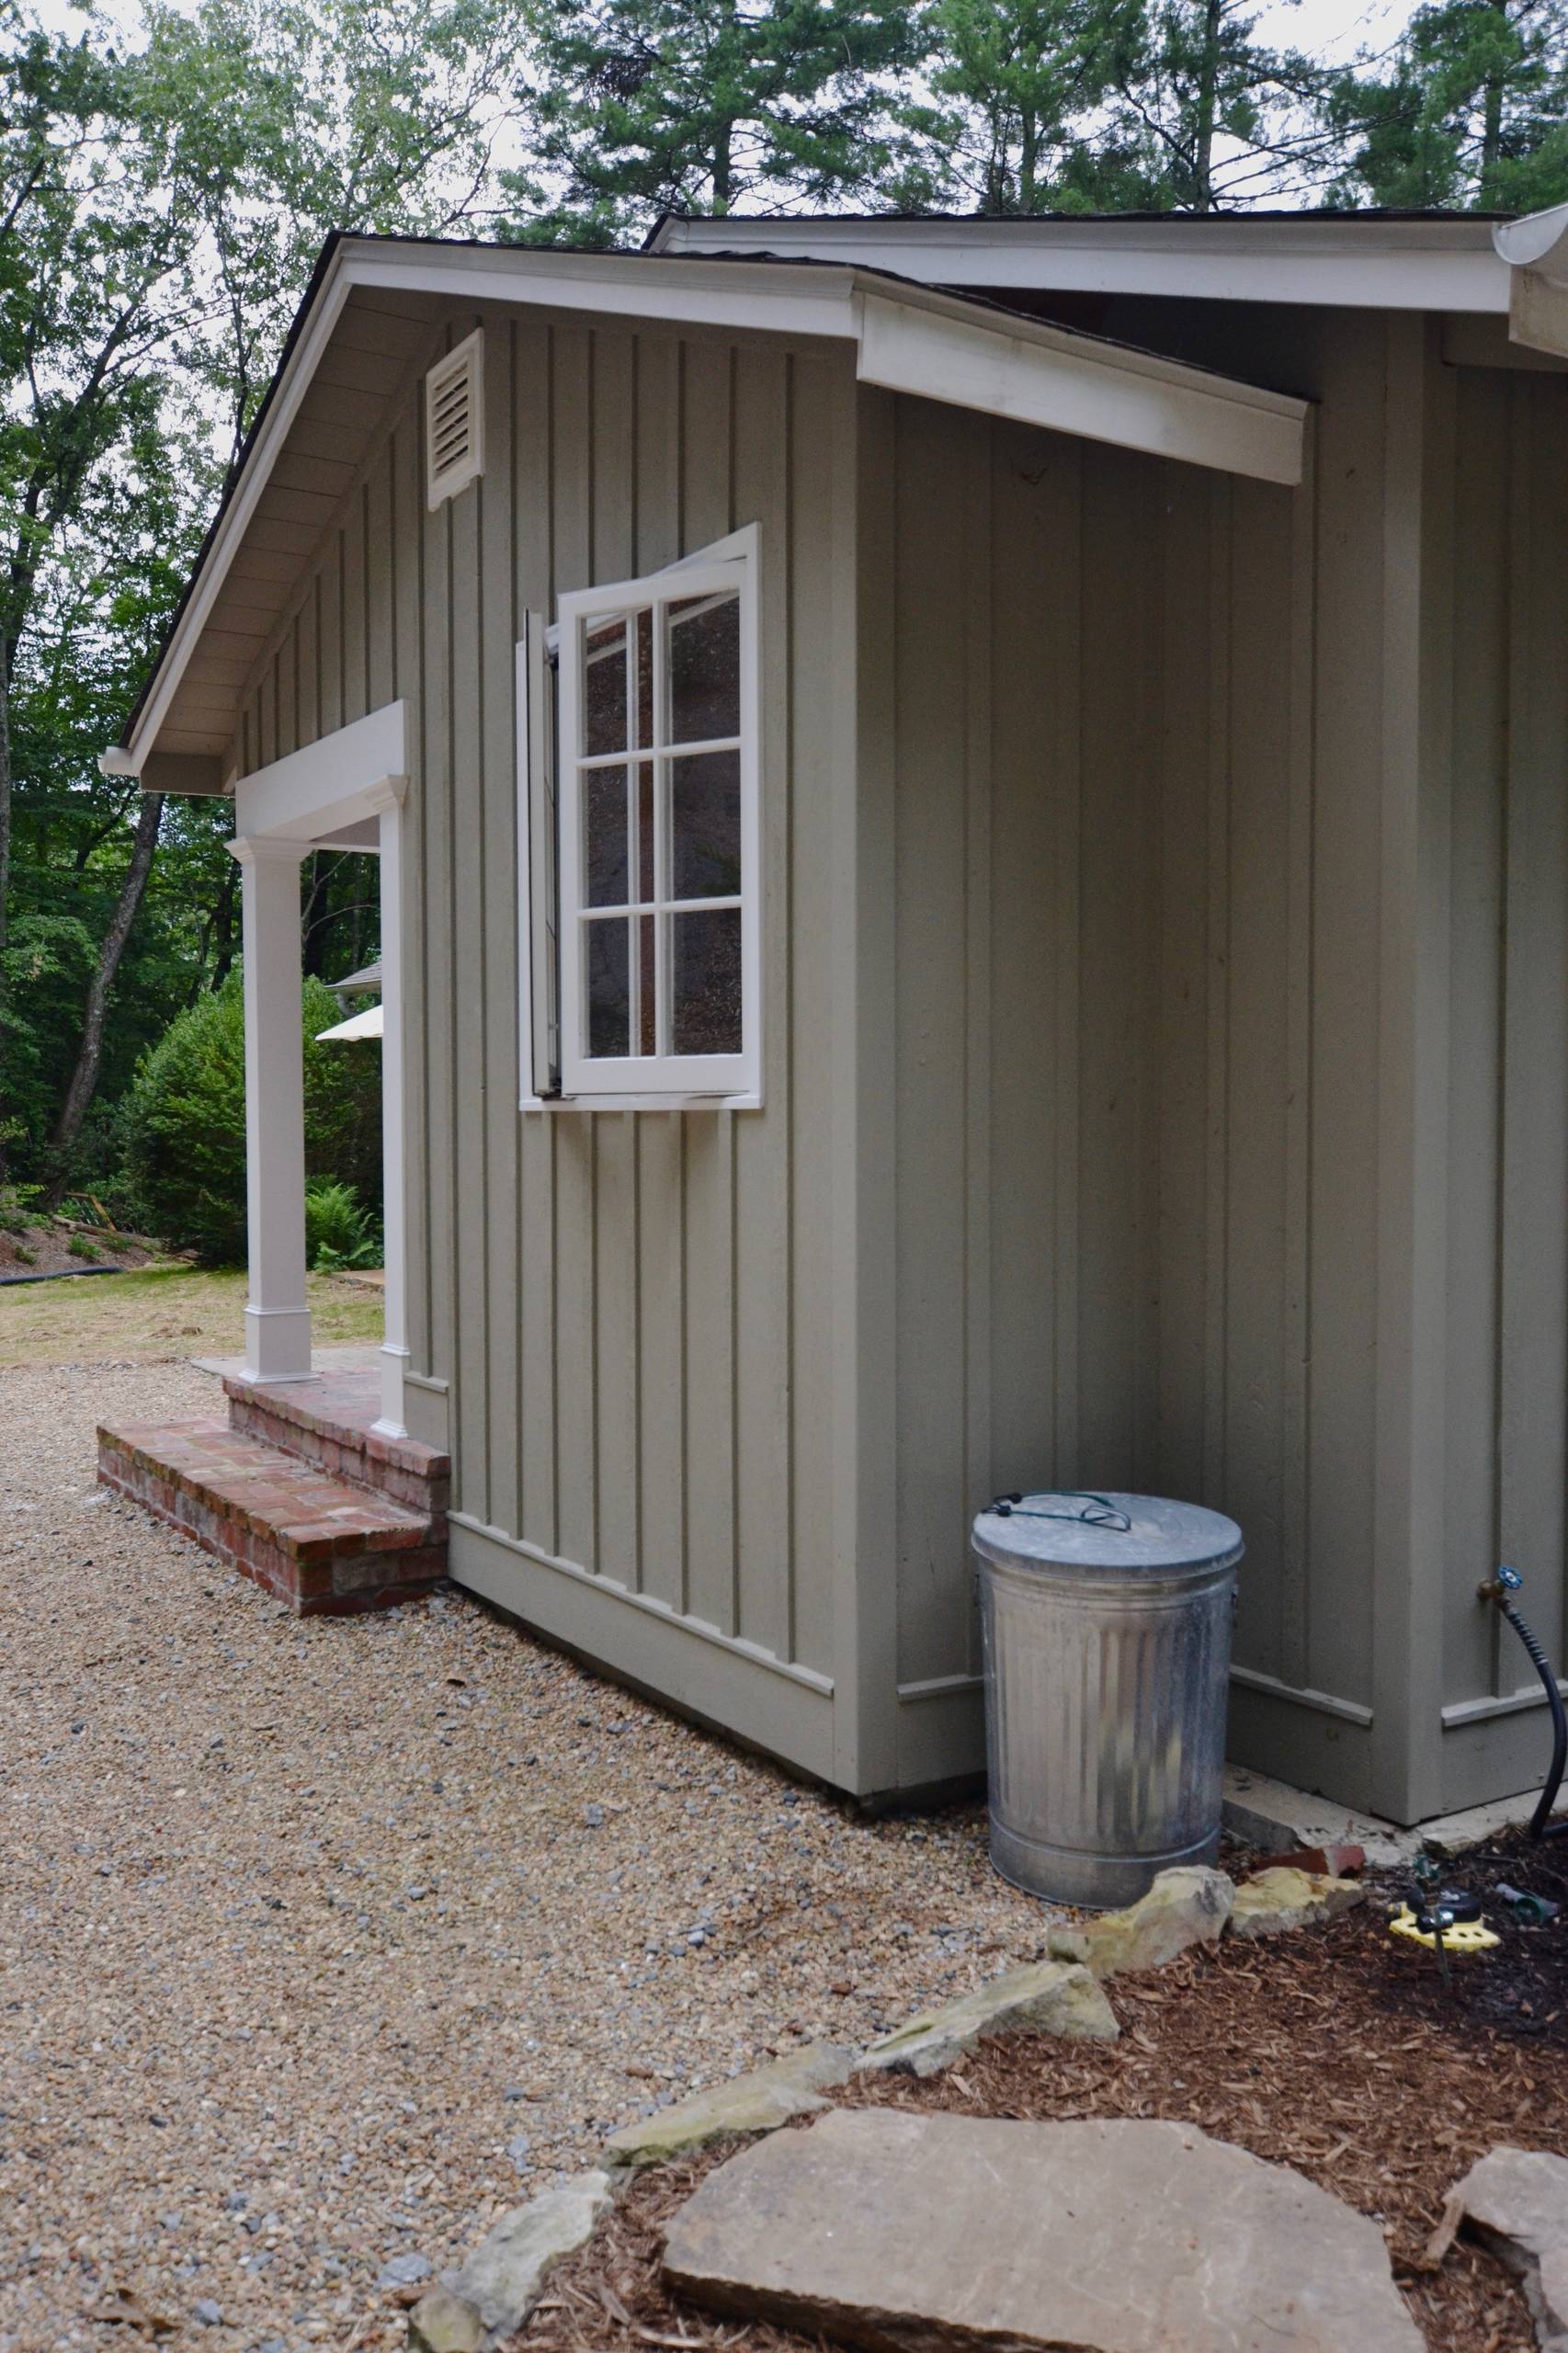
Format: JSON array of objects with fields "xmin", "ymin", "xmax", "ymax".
[
  {"xmin": 652, "ymin": 210, "xmax": 1514, "ymax": 313},
  {"xmin": 122, "ymin": 240, "xmax": 1305, "ymax": 775},
  {"xmin": 1494, "ymin": 204, "xmax": 1568, "ymax": 358}
]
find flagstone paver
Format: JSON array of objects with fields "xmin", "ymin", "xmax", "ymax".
[{"xmin": 662, "ymin": 2108, "xmax": 1426, "ymax": 2352}]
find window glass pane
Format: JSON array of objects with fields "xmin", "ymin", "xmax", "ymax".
[
  {"xmin": 671, "ymin": 907, "xmax": 742, "ymax": 1056},
  {"xmin": 671, "ymin": 750, "xmax": 740, "ymax": 901},
  {"xmin": 585, "ymin": 919, "xmax": 630, "ymax": 1057},
  {"xmin": 638, "ymin": 913, "xmax": 656, "ymax": 1057},
  {"xmin": 668, "ymin": 592, "xmax": 740, "ymax": 746},
  {"xmin": 584, "ymin": 618, "xmax": 629, "ymax": 756},
  {"xmin": 637, "ymin": 761, "xmax": 655, "ymax": 904},
  {"xmin": 584, "ymin": 763, "xmax": 630, "ymax": 907}
]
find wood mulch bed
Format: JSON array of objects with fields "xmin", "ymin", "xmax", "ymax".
[{"xmin": 526, "ymin": 1833, "xmax": 1568, "ymax": 2353}]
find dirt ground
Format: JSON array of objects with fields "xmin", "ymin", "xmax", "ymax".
[
  {"xmin": 530, "ymin": 1853, "xmax": 1568, "ymax": 2353},
  {"xmin": 0, "ymin": 1264, "xmax": 382, "ymax": 1368}
]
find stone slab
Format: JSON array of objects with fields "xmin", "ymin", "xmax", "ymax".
[
  {"xmin": 410, "ymin": 2168, "xmax": 619, "ymax": 2350},
  {"xmin": 663, "ymin": 2109, "xmax": 1424, "ymax": 2352},
  {"xmin": 1047, "ymin": 1864, "xmax": 1233, "ymax": 1977},
  {"xmin": 605, "ymin": 2045, "xmax": 855, "ymax": 2164},
  {"xmin": 858, "ymin": 1960, "xmax": 1117, "ymax": 2078},
  {"xmin": 1228, "ymin": 1868, "xmax": 1366, "ymax": 1939},
  {"xmin": 1434, "ymin": 2146, "xmax": 1568, "ymax": 2350}
]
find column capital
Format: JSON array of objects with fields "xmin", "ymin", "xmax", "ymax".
[
  {"xmin": 228, "ymin": 834, "xmax": 308, "ymax": 867},
  {"xmin": 363, "ymin": 773, "xmax": 410, "ymax": 818}
]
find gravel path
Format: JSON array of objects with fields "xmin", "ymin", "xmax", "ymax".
[{"xmin": 0, "ymin": 1359, "xmax": 1045, "ymax": 2353}]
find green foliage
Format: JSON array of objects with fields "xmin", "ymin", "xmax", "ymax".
[
  {"xmin": 1324, "ymin": 0, "xmax": 1568, "ymax": 210},
  {"xmin": 119, "ymin": 968, "xmax": 381, "ymax": 1264},
  {"xmin": 66, "ymin": 1229, "xmax": 98, "ymax": 1259},
  {"xmin": 0, "ymin": 1180, "xmax": 39, "ymax": 1235},
  {"xmin": 304, "ymin": 1177, "xmax": 382, "ymax": 1271},
  {"xmin": 501, "ymin": 0, "xmax": 922, "ymax": 244}
]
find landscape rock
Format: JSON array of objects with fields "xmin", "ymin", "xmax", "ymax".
[
  {"xmin": 604, "ymin": 2044, "xmax": 854, "ymax": 2164},
  {"xmin": 662, "ymin": 2108, "xmax": 1424, "ymax": 2352},
  {"xmin": 1430, "ymin": 2146, "xmax": 1568, "ymax": 2350},
  {"xmin": 1228, "ymin": 1868, "xmax": 1366, "ymax": 1938},
  {"xmin": 405, "ymin": 2286, "xmax": 485, "ymax": 2353},
  {"xmin": 408, "ymin": 2169, "xmax": 619, "ymax": 2351},
  {"xmin": 857, "ymin": 1960, "xmax": 1116, "ymax": 2078},
  {"xmin": 1046, "ymin": 1864, "xmax": 1234, "ymax": 1977}
]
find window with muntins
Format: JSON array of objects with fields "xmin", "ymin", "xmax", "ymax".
[{"xmin": 542, "ymin": 531, "xmax": 760, "ymax": 1102}]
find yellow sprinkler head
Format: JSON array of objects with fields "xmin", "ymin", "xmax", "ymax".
[{"xmin": 1388, "ymin": 1900, "xmax": 1501, "ymax": 1954}]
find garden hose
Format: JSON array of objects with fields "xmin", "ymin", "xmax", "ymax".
[{"xmin": 1478, "ymin": 1566, "xmax": 1568, "ymax": 1842}]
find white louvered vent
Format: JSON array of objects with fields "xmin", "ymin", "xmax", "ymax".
[{"xmin": 426, "ymin": 329, "xmax": 484, "ymax": 508}]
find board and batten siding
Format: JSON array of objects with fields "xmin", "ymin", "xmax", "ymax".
[
  {"xmin": 854, "ymin": 384, "xmax": 1339, "ymax": 1798},
  {"xmin": 1434, "ymin": 358, "xmax": 1568, "ymax": 1813},
  {"xmin": 228, "ymin": 283, "xmax": 1568, "ymax": 1819},
  {"xmin": 233, "ymin": 298, "xmax": 868, "ymax": 1790}
]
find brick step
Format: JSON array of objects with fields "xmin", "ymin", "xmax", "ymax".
[
  {"xmin": 97, "ymin": 1417, "xmax": 445, "ymax": 1616},
  {"xmin": 222, "ymin": 1370, "xmax": 449, "ymax": 1526}
]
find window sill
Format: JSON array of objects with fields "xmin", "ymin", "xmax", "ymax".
[{"xmin": 520, "ymin": 1092, "xmax": 763, "ymax": 1114}]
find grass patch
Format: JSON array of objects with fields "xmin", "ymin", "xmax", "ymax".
[{"xmin": 0, "ymin": 1263, "xmax": 383, "ymax": 1369}]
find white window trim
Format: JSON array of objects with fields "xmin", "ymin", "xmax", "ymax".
[{"xmin": 517, "ymin": 524, "xmax": 762, "ymax": 1112}]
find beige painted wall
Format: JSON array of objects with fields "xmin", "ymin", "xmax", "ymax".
[{"xmin": 230, "ymin": 287, "xmax": 1568, "ymax": 1821}]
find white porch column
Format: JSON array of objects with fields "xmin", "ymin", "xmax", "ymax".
[
  {"xmin": 229, "ymin": 836, "xmax": 312, "ymax": 1382},
  {"xmin": 370, "ymin": 780, "xmax": 410, "ymax": 1438}
]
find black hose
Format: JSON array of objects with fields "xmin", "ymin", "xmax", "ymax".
[{"xmin": 1494, "ymin": 1592, "xmax": 1568, "ymax": 1841}]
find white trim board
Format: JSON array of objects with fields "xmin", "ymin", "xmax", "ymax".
[
  {"xmin": 120, "ymin": 241, "xmax": 1307, "ymax": 777},
  {"xmin": 233, "ymin": 700, "xmax": 407, "ymax": 840},
  {"xmin": 652, "ymin": 210, "xmax": 1516, "ymax": 313}
]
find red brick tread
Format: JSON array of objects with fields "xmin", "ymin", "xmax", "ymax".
[{"xmin": 97, "ymin": 1416, "xmax": 444, "ymax": 1614}]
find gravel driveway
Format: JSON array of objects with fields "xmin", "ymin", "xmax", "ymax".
[{"xmin": 0, "ymin": 1359, "xmax": 1044, "ymax": 2353}]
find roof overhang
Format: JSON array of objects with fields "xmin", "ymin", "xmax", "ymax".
[
  {"xmin": 1494, "ymin": 204, "xmax": 1568, "ymax": 358},
  {"xmin": 116, "ymin": 236, "xmax": 1306, "ymax": 784},
  {"xmin": 650, "ymin": 210, "xmax": 1516, "ymax": 313}
]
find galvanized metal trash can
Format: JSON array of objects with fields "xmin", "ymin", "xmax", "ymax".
[{"xmin": 972, "ymin": 1492, "xmax": 1244, "ymax": 1910}]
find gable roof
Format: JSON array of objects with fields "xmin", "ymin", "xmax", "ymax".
[{"xmin": 108, "ymin": 233, "xmax": 1308, "ymax": 790}]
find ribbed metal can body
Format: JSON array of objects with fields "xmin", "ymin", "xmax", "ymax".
[{"xmin": 974, "ymin": 1494, "xmax": 1242, "ymax": 1910}]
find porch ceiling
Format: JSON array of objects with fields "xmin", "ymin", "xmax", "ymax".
[{"xmin": 112, "ymin": 235, "xmax": 1309, "ymax": 790}]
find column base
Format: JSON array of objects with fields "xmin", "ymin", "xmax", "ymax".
[
  {"xmin": 372, "ymin": 1340, "xmax": 411, "ymax": 1439},
  {"xmin": 244, "ymin": 1303, "xmax": 315, "ymax": 1384}
]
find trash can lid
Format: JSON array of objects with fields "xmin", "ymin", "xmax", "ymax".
[{"xmin": 972, "ymin": 1491, "xmax": 1243, "ymax": 1577}]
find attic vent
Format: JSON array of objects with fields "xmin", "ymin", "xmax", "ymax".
[{"xmin": 426, "ymin": 329, "xmax": 484, "ymax": 508}]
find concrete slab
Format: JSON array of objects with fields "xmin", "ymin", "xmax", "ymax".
[{"xmin": 1222, "ymin": 1763, "xmax": 1568, "ymax": 1863}]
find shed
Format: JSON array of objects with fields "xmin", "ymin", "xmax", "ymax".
[{"xmin": 101, "ymin": 210, "xmax": 1568, "ymax": 1826}]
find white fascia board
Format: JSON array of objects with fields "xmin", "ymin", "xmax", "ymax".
[
  {"xmin": 339, "ymin": 242, "xmax": 859, "ymax": 343},
  {"xmin": 856, "ymin": 288, "xmax": 1304, "ymax": 484},
  {"xmin": 653, "ymin": 213, "xmax": 1512, "ymax": 313}
]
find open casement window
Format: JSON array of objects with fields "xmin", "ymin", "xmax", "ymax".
[{"xmin": 522, "ymin": 529, "xmax": 760, "ymax": 1107}]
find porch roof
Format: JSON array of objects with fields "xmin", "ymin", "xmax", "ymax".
[{"xmin": 107, "ymin": 234, "xmax": 1309, "ymax": 792}]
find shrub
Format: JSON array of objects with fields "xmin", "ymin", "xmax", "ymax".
[
  {"xmin": 67, "ymin": 1233, "xmax": 101, "ymax": 1261},
  {"xmin": 119, "ymin": 970, "xmax": 382, "ymax": 1265},
  {"xmin": 304, "ymin": 1177, "xmax": 381, "ymax": 1271}
]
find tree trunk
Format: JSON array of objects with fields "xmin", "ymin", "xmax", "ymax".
[
  {"xmin": 0, "ymin": 651, "xmax": 11, "ymax": 1179},
  {"xmin": 42, "ymin": 789, "xmax": 165, "ymax": 1205},
  {"xmin": 1193, "ymin": 0, "xmax": 1224, "ymax": 210}
]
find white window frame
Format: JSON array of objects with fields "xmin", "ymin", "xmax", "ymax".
[{"xmin": 517, "ymin": 525, "xmax": 762, "ymax": 1110}]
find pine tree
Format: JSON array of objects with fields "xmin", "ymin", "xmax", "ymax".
[
  {"xmin": 503, "ymin": 0, "xmax": 922, "ymax": 246},
  {"xmin": 1325, "ymin": 0, "xmax": 1568, "ymax": 211},
  {"xmin": 884, "ymin": 0, "xmax": 1141, "ymax": 214}
]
